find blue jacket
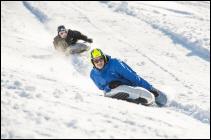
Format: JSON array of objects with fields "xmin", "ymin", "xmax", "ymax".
[{"xmin": 90, "ymin": 56, "xmax": 152, "ymax": 93}]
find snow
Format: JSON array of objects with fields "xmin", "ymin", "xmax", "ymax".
[{"xmin": 1, "ymin": 1, "xmax": 210, "ymax": 139}]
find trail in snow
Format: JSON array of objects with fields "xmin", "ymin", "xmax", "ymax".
[
  {"xmin": 22, "ymin": 1, "xmax": 49, "ymax": 23},
  {"xmin": 100, "ymin": 1, "xmax": 210, "ymax": 62}
]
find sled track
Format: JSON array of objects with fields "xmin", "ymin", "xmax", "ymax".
[
  {"xmin": 167, "ymin": 100, "xmax": 210, "ymax": 124},
  {"xmin": 22, "ymin": 1, "xmax": 49, "ymax": 24},
  {"xmin": 101, "ymin": 1, "xmax": 210, "ymax": 62}
]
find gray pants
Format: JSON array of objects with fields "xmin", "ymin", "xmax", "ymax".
[{"xmin": 65, "ymin": 43, "xmax": 90, "ymax": 55}]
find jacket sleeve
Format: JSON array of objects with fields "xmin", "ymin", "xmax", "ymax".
[
  {"xmin": 53, "ymin": 36, "xmax": 59, "ymax": 49},
  {"xmin": 53, "ymin": 36, "xmax": 68, "ymax": 51},
  {"xmin": 90, "ymin": 72, "xmax": 111, "ymax": 93},
  {"xmin": 114, "ymin": 60, "xmax": 152, "ymax": 91},
  {"xmin": 73, "ymin": 30, "xmax": 88, "ymax": 41}
]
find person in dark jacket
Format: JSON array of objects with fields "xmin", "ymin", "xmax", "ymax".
[
  {"xmin": 53, "ymin": 25, "xmax": 93, "ymax": 53},
  {"xmin": 89, "ymin": 48, "xmax": 167, "ymax": 106}
]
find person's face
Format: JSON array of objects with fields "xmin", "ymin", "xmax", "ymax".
[
  {"xmin": 59, "ymin": 31, "xmax": 67, "ymax": 39},
  {"xmin": 92, "ymin": 57, "xmax": 105, "ymax": 69}
]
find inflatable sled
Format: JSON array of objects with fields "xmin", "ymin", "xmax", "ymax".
[
  {"xmin": 65, "ymin": 43, "xmax": 90, "ymax": 55},
  {"xmin": 105, "ymin": 85, "xmax": 155, "ymax": 106},
  {"xmin": 105, "ymin": 85, "xmax": 167, "ymax": 107}
]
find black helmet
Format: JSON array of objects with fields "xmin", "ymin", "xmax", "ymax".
[{"xmin": 57, "ymin": 25, "xmax": 66, "ymax": 33}]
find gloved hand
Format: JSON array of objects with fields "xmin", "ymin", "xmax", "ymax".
[
  {"xmin": 108, "ymin": 81, "xmax": 123, "ymax": 89},
  {"xmin": 104, "ymin": 85, "xmax": 111, "ymax": 93},
  {"xmin": 149, "ymin": 87, "xmax": 160, "ymax": 97},
  {"xmin": 87, "ymin": 38, "xmax": 93, "ymax": 43}
]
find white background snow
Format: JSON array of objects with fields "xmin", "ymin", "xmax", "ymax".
[{"xmin": 1, "ymin": 1, "xmax": 210, "ymax": 139}]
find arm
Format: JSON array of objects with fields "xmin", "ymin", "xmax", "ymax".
[
  {"xmin": 53, "ymin": 36, "xmax": 59, "ymax": 49},
  {"xmin": 90, "ymin": 72, "xmax": 111, "ymax": 93},
  {"xmin": 114, "ymin": 60, "xmax": 152, "ymax": 91},
  {"xmin": 53, "ymin": 36, "xmax": 68, "ymax": 51},
  {"xmin": 73, "ymin": 30, "xmax": 92, "ymax": 43}
]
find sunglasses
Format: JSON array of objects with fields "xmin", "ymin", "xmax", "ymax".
[
  {"xmin": 59, "ymin": 31, "xmax": 67, "ymax": 36},
  {"xmin": 92, "ymin": 57, "xmax": 104, "ymax": 64}
]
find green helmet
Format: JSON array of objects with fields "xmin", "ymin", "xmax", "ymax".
[{"xmin": 90, "ymin": 48, "xmax": 108, "ymax": 65}]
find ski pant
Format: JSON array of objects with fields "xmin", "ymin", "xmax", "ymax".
[{"xmin": 65, "ymin": 43, "xmax": 90, "ymax": 55}]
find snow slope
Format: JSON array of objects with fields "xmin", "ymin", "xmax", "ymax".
[{"xmin": 1, "ymin": 1, "xmax": 210, "ymax": 139}]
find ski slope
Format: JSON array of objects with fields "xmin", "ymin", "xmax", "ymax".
[{"xmin": 1, "ymin": 1, "xmax": 210, "ymax": 139}]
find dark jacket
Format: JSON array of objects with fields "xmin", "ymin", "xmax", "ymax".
[{"xmin": 53, "ymin": 29, "xmax": 90, "ymax": 51}]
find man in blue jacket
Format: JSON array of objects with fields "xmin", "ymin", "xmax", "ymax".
[{"xmin": 89, "ymin": 48, "xmax": 163, "ymax": 102}]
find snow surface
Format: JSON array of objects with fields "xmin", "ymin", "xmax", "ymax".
[{"xmin": 1, "ymin": 1, "xmax": 210, "ymax": 139}]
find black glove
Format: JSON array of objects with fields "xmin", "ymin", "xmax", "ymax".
[
  {"xmin": 109, "ymin": 81, "xmax": 123, "ymax": 89},
  {"xmin": 149, "ymin": 87, "xmax": 159, "ymax": 97},
  {"xmin": 87, "ymin": 38, "xmax": 93, "ymax": 43}
]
